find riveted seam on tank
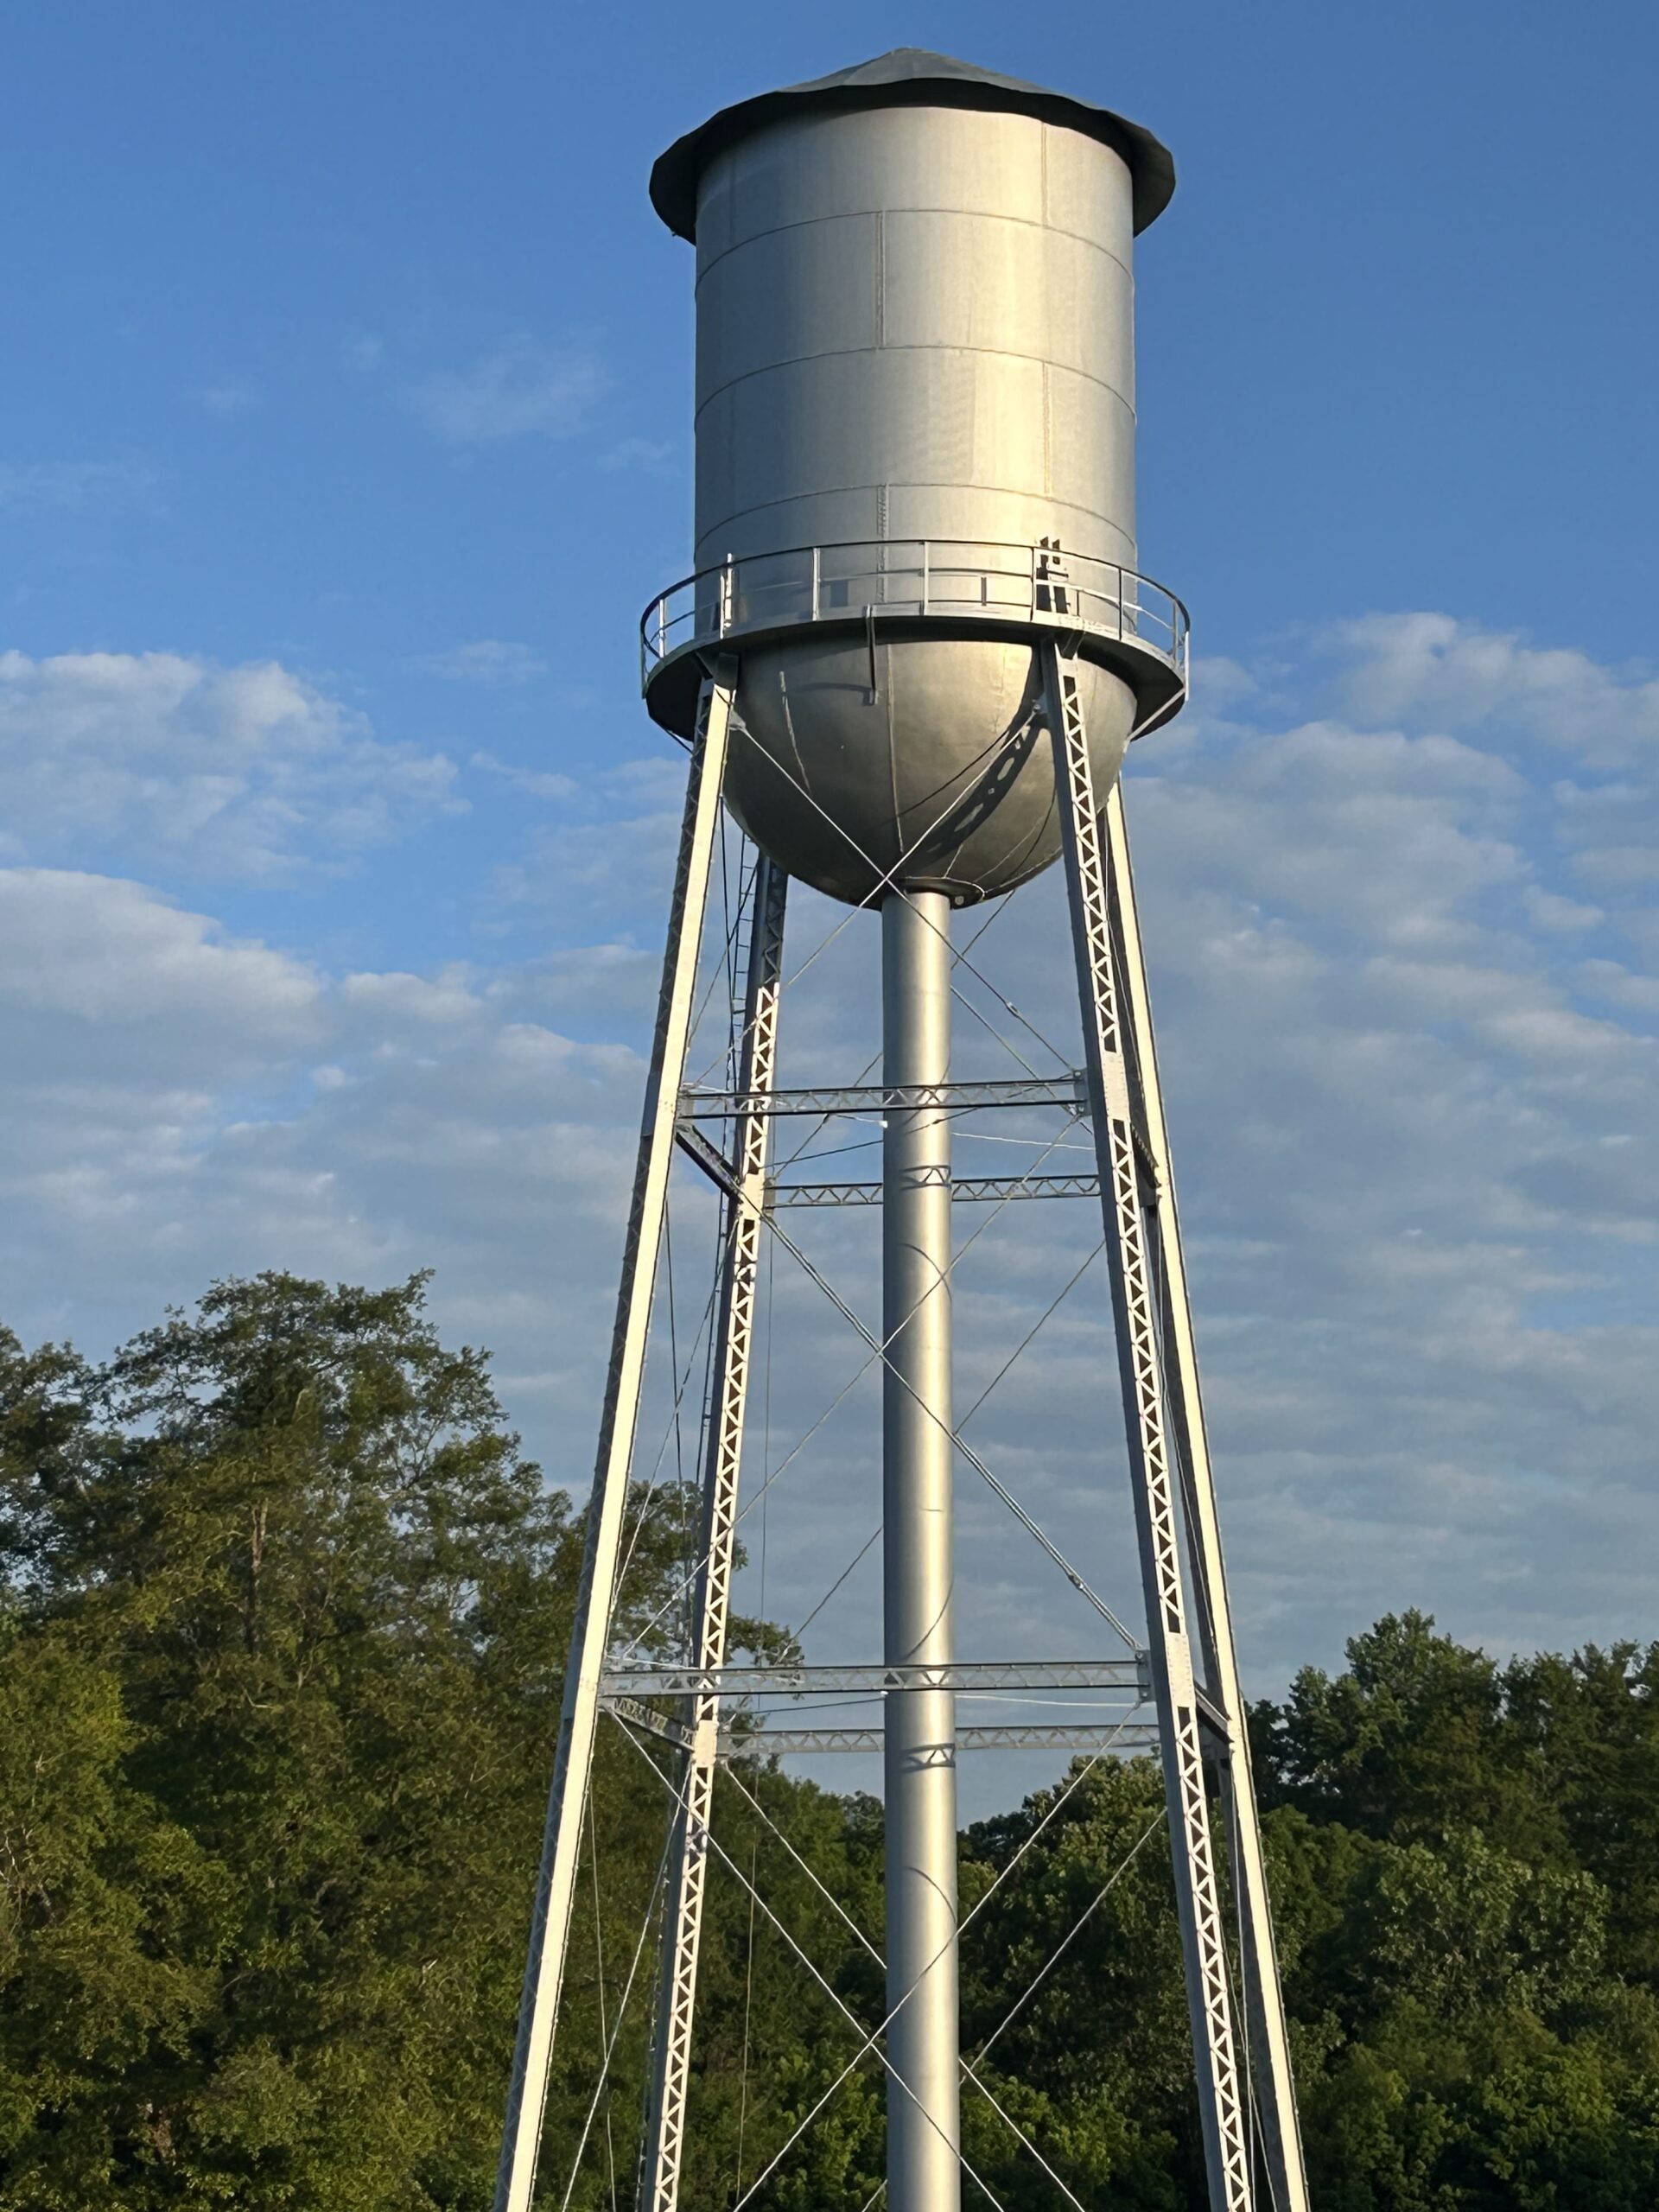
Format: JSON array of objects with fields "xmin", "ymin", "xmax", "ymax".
[
  {"xmin": 875, "ymin": 208, "xmax": 886, "ymax": 350},
  {"xmin": 691, "ymin": 488, "xmax": 1139, "ymax": 567},
  {"xmin": 693, "ymin": 350, "xmax": 1138, "ymax": 425},
  {"xmin": 691, "ymin": 209, "xmax": 1135, "ymax": 291},
  {"xmin": 771, "ymin": 667, "xmax": 811, "ymax": 796},
  {"xmin": 883, "ymin": 637, "xmax": 902, "ymax": 874},
  {"xmin": 694, "ymin": 485, "xmax": 1135, "ymax": 525}
]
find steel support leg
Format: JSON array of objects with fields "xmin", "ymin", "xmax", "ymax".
[
  {"xmin": 881, "ymin": 888, "xmax": 961, "ymax": 2212},
  {"xmin": 1043, "ymin": 641, "xmax": 1255, "ymax": 2212},
  {"xmin": 494, "ymin": 663, "xmax": 738, "ymax": 2212},
  {"xmin": 638, "ymin": 855, "xmax": 788, "ymax": 2212},
  {"xmin": 1103, "ymin": 785, "xmax": 1311, "ymax": 2212}
]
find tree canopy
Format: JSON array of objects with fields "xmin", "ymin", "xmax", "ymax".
[{"xmin": 2, "ymin": 1272, "xmax": 1656, "ymax": 2207}]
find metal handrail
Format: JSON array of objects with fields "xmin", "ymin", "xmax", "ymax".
[{"xmin": 639, "ymin": 537, "xmax": 1189, "ymax": 692}]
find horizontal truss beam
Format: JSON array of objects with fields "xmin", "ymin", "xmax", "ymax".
[
  {"xmin": 602, "ymin": 1657, "xmax": 1149, "ymax": 1699},
  {"xmin": 680, "ymin": 1075, "xmax": 1086, "ymax": 1119},
  {"xmin": 772, "ymin": 1171, "xmax": 1101, "ymax": 1207},
  {"xmin": 676, "ymin": 1126, "xmax": 1101, "ymax": 1211},
  {"xmin": 607, "ymin": 1699, "xmax": 1158, "ymax": 1761},
  {"xmin": 734, "ymin": 1722, "xmax": 1158, "ymax": 1757}
]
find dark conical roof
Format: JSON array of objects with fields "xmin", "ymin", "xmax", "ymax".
[{"xmin": 650, "ymin": 48, "xmax": 1175, "ymax": 243}]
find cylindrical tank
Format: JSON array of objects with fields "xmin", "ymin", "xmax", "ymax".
[{"xmin": 650, "ymin": 51, "xmax": 1177, "ymax": 907}]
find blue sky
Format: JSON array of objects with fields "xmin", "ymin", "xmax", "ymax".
[{"xmin": 3, "ymin": 0, "xmax": 1656, "ymax": 1701}]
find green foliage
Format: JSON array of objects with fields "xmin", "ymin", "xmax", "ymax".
[
  {"xmin": 0, "ymin": 1276, "xmax": 584, "ymax": 2208},
  {"xmin": 4, "ymin": 1284, "xmax": 1659, "ymax": 2207},
  {"xmin": 1254, "ymin": 1611, "xmax": 1659, "ymax": 2208}
]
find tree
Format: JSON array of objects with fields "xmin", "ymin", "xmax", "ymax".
[
  {"xmin": 8, "ymin": 1284, "xmax": 1659, "ymax": 2207},
  {"xmin": 0, "ymin": 1275, "xmax": 880, "ymax": 2209}
]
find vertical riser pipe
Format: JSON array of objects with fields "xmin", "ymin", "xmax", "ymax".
[{"xmin": 881, "ymin": 889, "xmax": 961, "ymax": 2212}]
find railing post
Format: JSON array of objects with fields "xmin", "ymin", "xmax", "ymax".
[
  {"xmin": 810, "ymin": 543, "xmax": 820, "ymax": 624},
  {"xmin": 921, "ymin": 539, "xmax": 930, "ymax": 617}
]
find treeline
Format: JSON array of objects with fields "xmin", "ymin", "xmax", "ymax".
[{"xmin": 1, "ymin": 1273, "xmax": 1656, "ymax": 2209}]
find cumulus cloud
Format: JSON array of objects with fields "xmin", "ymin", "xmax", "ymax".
[
  {"xmin": 0, "ymin": 868, "xmax": 645, "ymax": 1461},
  {"xmin": 0, "ymin": 871, "xmax": 318, "ymax": 1037},
  {"xmin": 419, "ymin": 639, "xmax": 547, "ymax": 684},
  {"xmin": 407, "ymin": 340, "xmax": 608, "ymax": 443},
  {"xmin": 200, "ymin": 381, "xmax": 257, "ymax": 417},
  {"xmin": 1325, "ymin": 609, "xmax": 1659, "ymax": 766},
  {"xmin": 0, "ymin": 610, "xmax": 1653, "ymax": 1706},
  {"xmin": 0, "ymin": 457, "xmax": 160, "ymax": 512},
  {"xmin": 0, "ymin": 650, "xmax": 458, "ymax": 879},
  {"xmin": 599, "ymin": 435, "xmax": 677, "ymax": 473}
]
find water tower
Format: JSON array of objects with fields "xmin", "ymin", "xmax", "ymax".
[{"xmin": 496, "ymin": 51, "xmax": 1309, "ymax": 2212}]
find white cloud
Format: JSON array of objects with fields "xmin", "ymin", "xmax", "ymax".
[
  {"xmin": 599, "ymin": 435, "xmax": 677, "ymax": 473},
  {"xmin": 1325, "ymin": 609, "xmax": 1659, "ymax": 765},
  {"xmin": 420, "ymin": 639, "xmax": 547, "ymax": 685},
  {"xmin": 200, "ymin": 382, "xmax": 257, "ymax": 418},
  {"xmin": 0, "ymin": 871, "xmax": 317, "ymax": 1036},
  {"xmin": 469, "ymin": 750, "xmax": 577, "ymax": 801},
  {"xmin": 0, "ymin": 457, "xmax": 160, "ymax": 512},
  {"xmin": 0, "ymin": 609, "xmax": 1654, "ymax": 1707},
  {"xmin": 0, "ymin": 868, "xmax": 645, "ymax": 1478},
  {"xmin": 0, "ymin": 650, "xmax": 458, "ymax": 879},
  {"xmin": 407, "ymin": 340, "xmax": 608, "ymax": 443}
]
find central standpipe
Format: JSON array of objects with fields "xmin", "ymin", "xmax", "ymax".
[{"xmin": 881, "ymin": 889, "xmax": 961, "ymax": 2212}]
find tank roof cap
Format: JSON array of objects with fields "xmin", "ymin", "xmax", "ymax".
[{"xmin": 650, "ymin": 48, "xmax": 1176, "ymax": 243}]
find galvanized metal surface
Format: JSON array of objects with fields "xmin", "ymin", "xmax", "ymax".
[
  {"xmin": 601, "ymin": 1657, "xmax": 1149, "ymax": 1699},
  {"xmin": 770, "ymin": 1171, "xmax": 1101, "ymax": 1207},
  {"xmin": 650, "ymin": 48, "xmax": 1176, "ymax": 243},
  {"xmin": 1045, "ymin": 642, "xmax": 1255, "ymax": 2212},
  {"xmin": 638, "ymin": 859, "xmax": 788, "ymax": 2212},
  {"xmin": 491, "ymin": 669, "xmax": 736, "ymax": 2212},
  {"xmin": 1103, "ymin": 787, "xmax": 1312, "ymax": 2212},
  {"xmin": 491, "ymin": 54, "xmax": 1312, "ymax": 2212},
  {"xmin": 672, "ymin": 88, "xmax": 1151, "ymax": 904},
  {"xmin": 638, "ymin": 537, "xmax": 1189, "ymax": 752},
  {"xmin": 678, "ymin": 1073, "xmax": 1085, "ymax": 1117},
  {"xmin": 722, "ymin": 1722, "xmax": 1159, "ymax": 1757},
  {"xmin": 690, "ymin": 101, "xmax": 1138, "ymax": 569},
  {"xmin": 881, "ymin": 890, "xmax": 961, "ymax": 2212}
]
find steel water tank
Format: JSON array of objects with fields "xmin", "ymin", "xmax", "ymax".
[{"xmin": 646, "ymin": 51, "xmax": 1179, "ymax": 906}]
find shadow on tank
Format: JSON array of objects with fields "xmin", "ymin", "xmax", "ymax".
[{"xmin": 725, "ymin": 632, "xmax": 1138, "ymax": 906}]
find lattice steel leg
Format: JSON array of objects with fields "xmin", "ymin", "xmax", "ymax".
[
  {"xmin": 1043, "ymin": 640, "xmax": 1255, "ymax": 2212},
  {"xmin": 1103, "ymin": 785, "xmax": 1310, "ymax": 2212},
  {"xmin": 493, "ymin": 663, "xmax": 739, "ymax": 2212},
  {"xmin": 638, "ymin": 855, "xmax": 788, "ymax": 2212}
]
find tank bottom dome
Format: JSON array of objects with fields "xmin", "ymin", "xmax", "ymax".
[{"xmin": 722, "ymin": 632, "xmax": 1136, "ymax": 908}]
